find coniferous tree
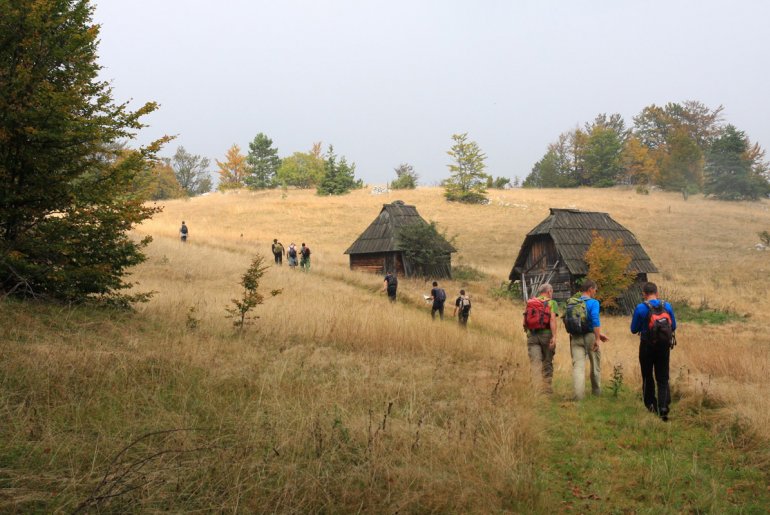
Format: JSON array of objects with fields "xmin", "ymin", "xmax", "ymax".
[
  {"xmin": 0, "ymin": 0, "xmax": 167, "ymax": 302},
  {"xmin": 245, "ymin": 133, "xmax": 281, "ymax": 189},
  {"xmin": 317, "ymin": 145, "xmax": 358, "ymax": 195}
]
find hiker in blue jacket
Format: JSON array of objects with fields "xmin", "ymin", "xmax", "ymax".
[
  {"xmin": 569, "ymin": 280, "xmax": 609, "ymax": 400},
  {"xmin": 631, "ymin": 282, "xmax": 677, "ymax": 421}
]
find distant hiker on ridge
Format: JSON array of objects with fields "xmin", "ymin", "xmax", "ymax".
[
  {"xmin": 383, "ymin": 271, "xmax": 398, "ymax": 303},
  {"xmin": 179, "ymin": 221, "xmax": 188, "ymax": 243}
]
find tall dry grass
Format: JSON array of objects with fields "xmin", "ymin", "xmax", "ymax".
[{"xmin": 2, "ymin": 186, "xmax": 769, "ymax": 511}]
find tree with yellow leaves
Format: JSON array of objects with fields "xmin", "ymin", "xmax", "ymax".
[
  {"xmin": 217, "ymin": 144, "xmax": 248, "ymax": 190},
  {"xmin": 584, "ymin": 232, "xmax": 636, "ymax": 310}
]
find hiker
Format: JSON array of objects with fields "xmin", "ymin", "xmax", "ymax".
[
  {"xmin": 453, "ymin": 289, "xmax": 471, "ymax": 326},
  {"xmin": 383, "ymin": 272, "xmax": 398, "ymax": 302},
  {"xmin": 271, "ymin": 238, "xmax": 285, "ymax": 265},
  {"xmin": 179, "ymin": 221, "xmax": 188, "ymax": 242},
  {"xmin": 287, "ymin": 243, "xmax": 298, "ymax": 269},
  {"xmin": 299, "ymin": 243, "xmax": 311, "ymax": 271},
  {"xmin": 631, "ymin": 282, "xmax": 677, "ymax": 421},
  {"xmin": 564, "ymin": 280, "xmax": 608, "ymax": 400},
  {"xmin": 429, "ymin": 281, "xmax": 447, "ymax": 320},
  {"xmin": 523, "ymin": 283, "xmax": 559, "ymax": 394}
]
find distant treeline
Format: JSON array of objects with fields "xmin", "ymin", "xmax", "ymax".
[{"xmin": 523, "ymin": 101, "xmax": 770, "ymax": 200}]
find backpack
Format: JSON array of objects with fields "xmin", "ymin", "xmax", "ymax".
[
  {"xmin": 302, "ymin": 247, "xmax": 311, "ymax": 257},
  {"xmin": 459, "ymin": 296, "xmax": 471, "ymax": 315},
  {"xmin": 563, "ymin": 296, "xmax": 590, "ymax": 335},
  {"xmin": 180, "ymin": 225, "xmax": 188, "ymax": 235},
  {"xmin": 645, "ymin": 301, "xmax": 673, "ymax": 347},
  {"xmin": 523, "ymin": 297, "xmax": 551, "ymax": 331},
  {"xmin": 274, "ymin": 243, "xmax": 284, "ymax": 254},
  {"xmin": 288, "ymin": 247, "xmax": 297, "ymax": 258},
  {"xmin": 436, "ymin": 288, "xmax": 446, "ymax": 302}
]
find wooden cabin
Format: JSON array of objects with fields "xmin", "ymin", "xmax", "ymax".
[
  {"xmin": 344, "ymin": 200, "xmax": 456, "ymax": 277},
  {"xmin": 509, "ymin": 208, "xmax": 658, "ymax": 314}
]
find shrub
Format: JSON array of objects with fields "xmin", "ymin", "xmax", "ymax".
[
  {"xmin": 226, "ymin": 254, "xmax": 282, "ymax": 329},
  {"xmin": 584, "ymin": 231, "xmax": 636, "ymax": 310}
]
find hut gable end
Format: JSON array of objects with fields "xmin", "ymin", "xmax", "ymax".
[{"xmin": 511, "ymin": 208, "xmax": 658, "ymax": 279}]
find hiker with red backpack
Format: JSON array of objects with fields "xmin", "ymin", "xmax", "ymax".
[
  {"xmin": 631, "ymin": 282, "xmax": 677, "ymax": 421},
  {"xmin": 523, "ymin": 283, "xmax": 559, "ymax": 394}
]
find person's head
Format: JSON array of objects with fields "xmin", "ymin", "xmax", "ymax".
[
  {"xmin": 460, "ymin": 289, "xmax": 466, "ymax": 296},
  {"xmin": 273, "ymin": 238, "xmax": 277, "ymax": 243},
  {"xmin": 301, "ymin": 243, "xmax": 306, "ymax": 247},
  {"xmin": 642, "ymin": 282, "xmax": 658, "ymax": 299},
  {"xmin": 181, "ymin": 221, "xmax": 185, "ymax": 225},
  {"xmin": 432, "ymin": 281, "xmax": 438, "ymax": 287},
  {"xmin": 581, "ymin": 279, "xmax": 597, "ymax": 296},
  {"xmin": 537, "ymin": 283, "xmax": 553, "ymax": 298}
]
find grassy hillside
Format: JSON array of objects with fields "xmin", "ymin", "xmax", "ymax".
[{"xmin": 2, "ymin": 187, "xmax": 769, "ymax": 512}]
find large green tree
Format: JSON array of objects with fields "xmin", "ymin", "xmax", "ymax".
[
  {"xmin": 276, "ymin": 151, "xmax": 325, "ymax": 189},
  {"xmin": 705, "ymin": 125, "xmax": 770, "ymax": 200},
  {"xmin": 317, "ymin": 145, "xmax": 359, "ymax": 195},
  {"xmin": 443, "ymin": 133, "xmax": 488, "ymax": 203},
  {"xmin": 245, "ymin": 133, "xmax": 281, "ymax": 189},
  {"xmin": 171, "ymin": 146, "xmax": 211, "ymax": 196},
  {"xmin": 0, "ymin": 0, "xmax": 166, "ymax": 302},
  {"xmin": 658, "ymin": 127, "xmax": 704, "ymax": 195}
]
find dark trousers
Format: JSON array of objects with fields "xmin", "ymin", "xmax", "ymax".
[
  {"xmin": 639, "ymin": 340, "xmax": 671, "ymax": 417},
  {"xmin": 431, "ymin": 303, "xmax": 444, "ymax": 320},
  {"xmin": 274, "ymin": 252, "xmax": 282, "ymax": 265},
  {"xmin": 387, "ymin": 287, "xmax": 397, "ymax": 302}
]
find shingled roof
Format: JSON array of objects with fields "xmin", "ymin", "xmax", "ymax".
[
  {"xmin": 344, "ymin": 201, "xmax": 456, "ymax": 255},
  {"xmin": 513, "ymin": 208, "xmax": 658, "ymax": 275}
]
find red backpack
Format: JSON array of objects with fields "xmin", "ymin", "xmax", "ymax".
[
  {"xmin": 645, "ymin": 300, "xmax": 673, "ymax": 346},
  {"xmin": 523, "ymin": 297, "xmax": 552, "ymax": 331}
]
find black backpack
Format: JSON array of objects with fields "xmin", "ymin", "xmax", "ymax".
[
  {"xmin": 563, "ymin": 296, "xmax": 590, "ymax": 335},
  {"xmin": 436, "ymin": 288, "xmax": 446, "ymax": 302}
]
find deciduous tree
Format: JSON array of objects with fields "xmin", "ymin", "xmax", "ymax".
[
  {"xmin": 444, "ymin": 133, "xmax": 488, "ymax": 203},
  {"xmin": 584, "ymin": 232, "xmax": 636, "ymax": 310},
  {"xmin": 217, "ymin": 144, "xmax": 248, "ymax": 190},
  {"xmin": 276, "ymin": 151, "xmax": 325, "ymax": 189},
  {"xmin": 390, "ymin": 163, "xmax": 419, "ymax": 189},
  {"xmin": 705, "ymin": 125, "xmax": 770, "ymax": 200},
  {"xmin": 172, "ymin": 146, "xmax": 212, "ymax": 196},
  {"xmin": 0, "ymin": 0, "xmax": 167, "ymax": 302}
]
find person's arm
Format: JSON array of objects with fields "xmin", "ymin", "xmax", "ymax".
[
  {"xmin": 453, "ymin": 299, "xmax": 459, "ymax": 316},
  {"xmin": 630, "ymin": 304, "xmax": 645, "ymax": 334},
  {"xmin": 588, "ymin": 300, "xmax": 607, "ymax": 348},
  {"xmin": 548, "ymin": 300, "xmax": 558, "ymax": 349},
  {"xmin": 666, "ymin": 302, "xmax": 677, "ymax": 332}
]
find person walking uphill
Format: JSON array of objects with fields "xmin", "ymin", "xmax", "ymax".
[
  {"xmin": 429, "ymin": 281, "xmax": 446, "ymax": 320},
  {"xmin": 383, "ymin": 272, "xmax": 398, "ymax": 302},
  {"xmin": 453, "ymin": 290, "xmax": 471, "ymax": 326},
  {"xmin": 564, "ymin": 280, "xmax": 608, "ymax": 400},
  {"xmin": 271, "ymin": 239, "xmax": 285, "ymax": 265},
  {"xmin": 287, "ymin": 243, "xmax": 298, "ymax": 269},
  {"xmin": 299, "ymin": 243, "xmax": 311, "ymax": 271},
  {"xmin": 631, "ymin": 282, "xmax": 677, "ymax": 421},
  {"xmin": 524, "ymin": 283, "xmax": 559, "ymax": 394},
  {"xmin": 179, "ymin": 221, "xmax": 188, "ymax": 242}
]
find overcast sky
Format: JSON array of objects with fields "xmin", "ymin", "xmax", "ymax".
[{"xmin": 92, "ymin": 0, "xmax": 770, "ymax": 185}]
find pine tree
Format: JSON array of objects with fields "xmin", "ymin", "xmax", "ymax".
[
  {"xmin": 0, "ymin": 0, "xmax": 167, "ymax": 302},
  {"xmin": 317, "ymin": 145, "xmax": 358, "ymax": 195},
  {"xmin": 245, "ymin": 133, "xmax": 281, "ymax": 189}
]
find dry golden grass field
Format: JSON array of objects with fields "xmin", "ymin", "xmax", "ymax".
[{"xmin": 2, "ymin": 186, "xmax": 770, "ymax": 513}]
